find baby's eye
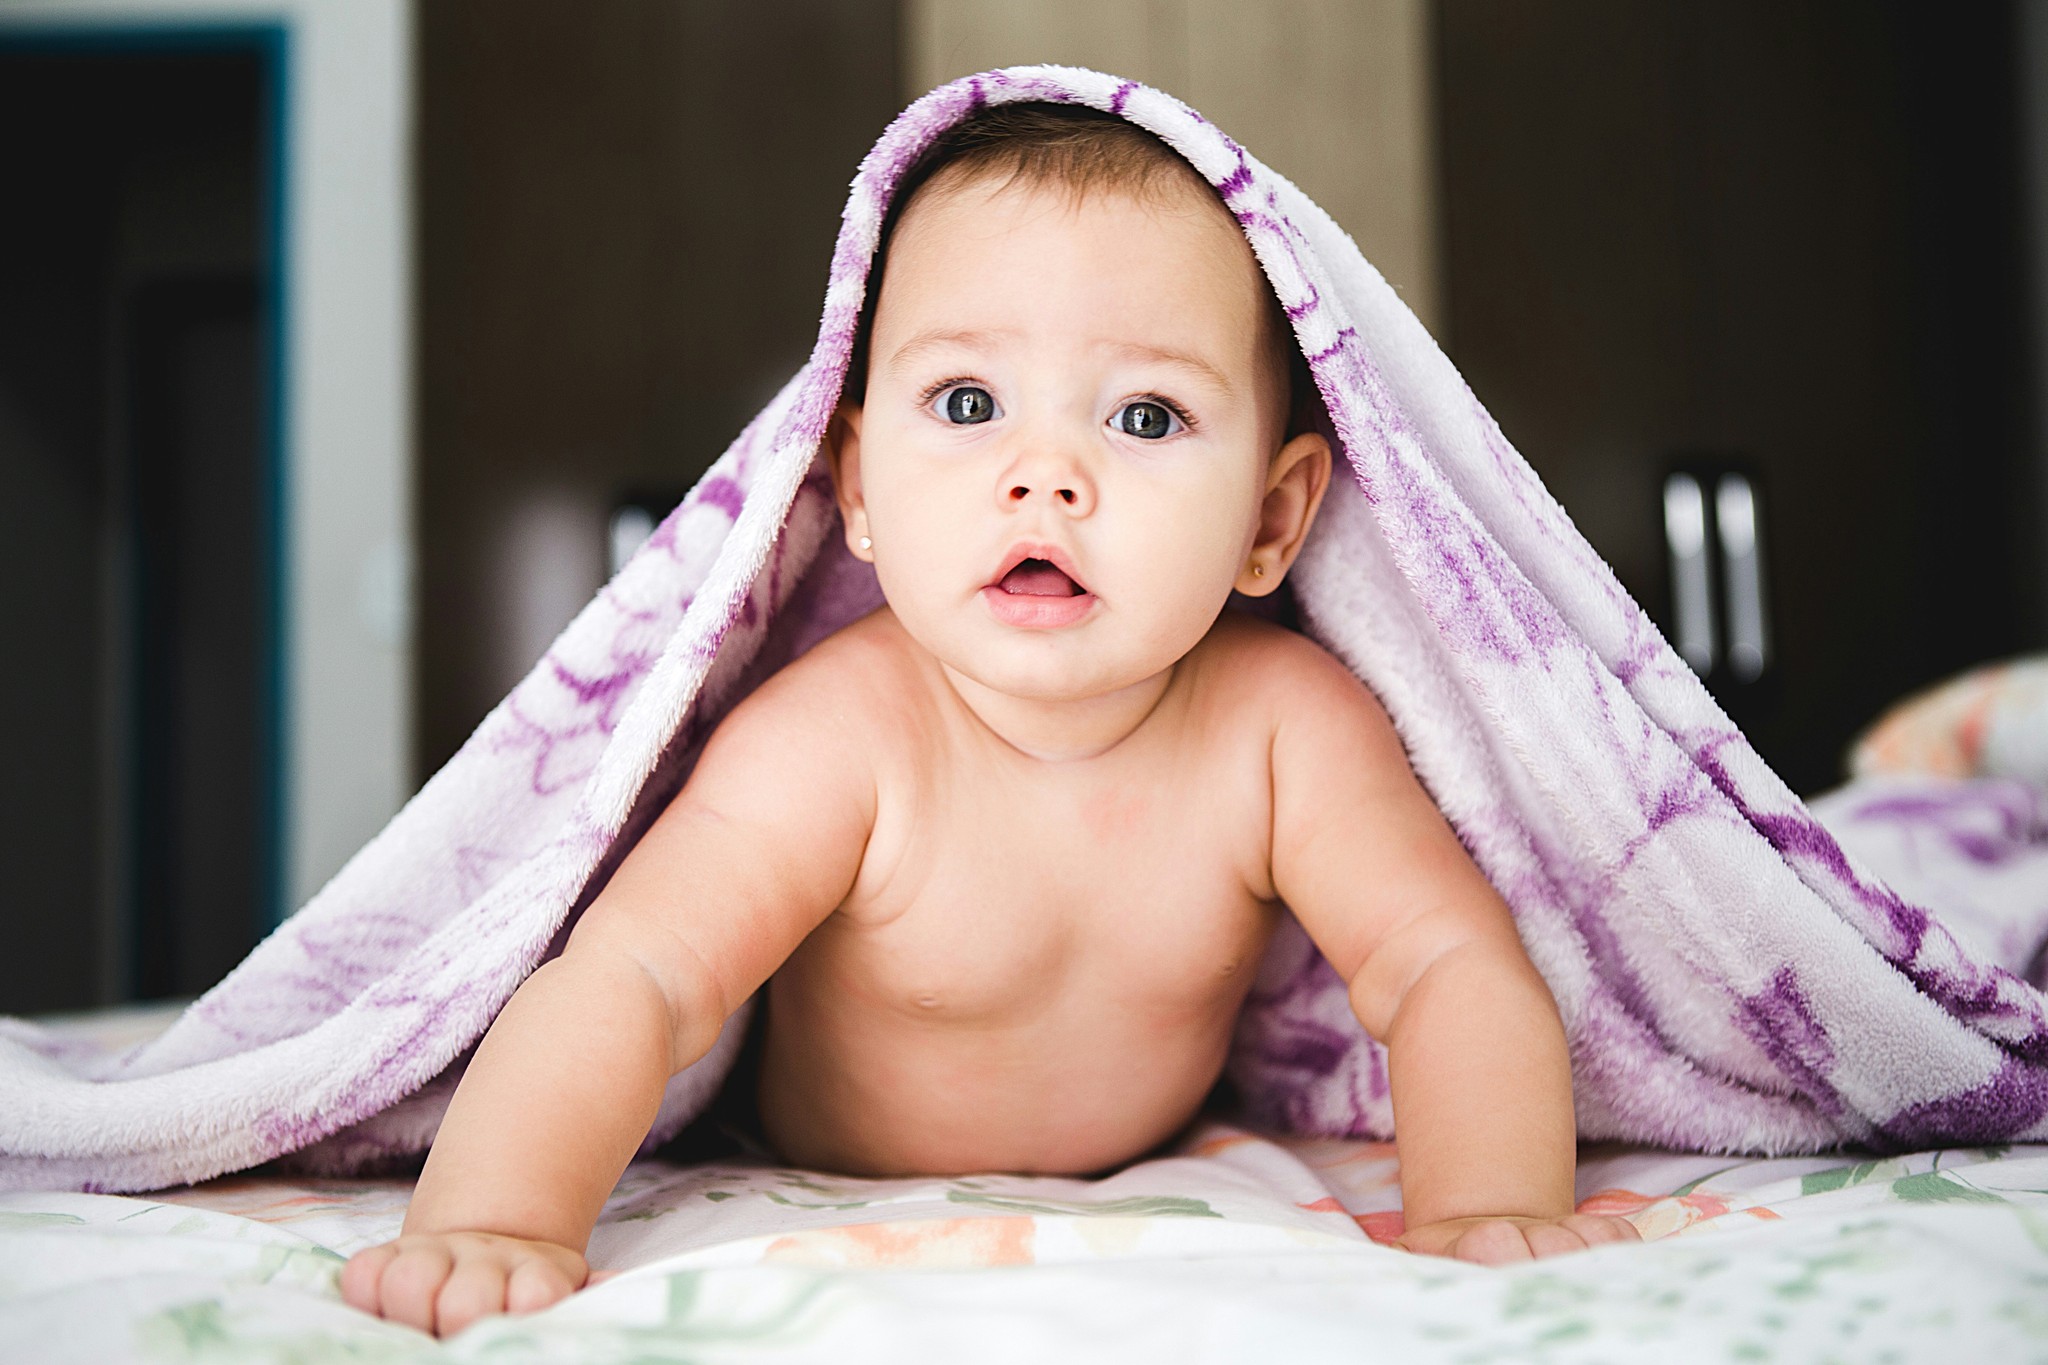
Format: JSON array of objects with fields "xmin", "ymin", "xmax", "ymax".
[
  {"xmin": 939, "ymin": 385, "xmax": 998, "ymax": 425},
  {"xmin": 1113, "ymin": 400, "xmax": 1182, "ymax": 440}
]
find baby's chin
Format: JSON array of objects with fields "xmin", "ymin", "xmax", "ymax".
[
  {"xmin": 957, "ymin": 660, "xmax": 1160, "ymax": 707},
  {"xmin": 928, "ymin": 626, "xmax": 1202, "ymax": 709}
]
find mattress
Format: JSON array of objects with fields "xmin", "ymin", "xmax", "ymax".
[{"xmin": 6, "ymin": 1047, "xmax": 2046, "ymax": 1361}]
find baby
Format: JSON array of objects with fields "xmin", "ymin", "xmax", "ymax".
[{"xmin": 342, "ymin": 104, "xmax": 1638, "ymax": 1336}]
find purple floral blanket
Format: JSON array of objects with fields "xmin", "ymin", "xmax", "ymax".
[{"xmin": 6, "ymin": 67, "xmax": 2047, "ymax": 1194}]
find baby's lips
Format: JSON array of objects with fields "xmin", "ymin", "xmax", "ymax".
[
  {"xmin": 997, "ymin": 559, "xmax": 1085, "ymax": 597},
  {"xmin": 988, "ymin": 541, "xmax": 1091, "ymax": 596}
]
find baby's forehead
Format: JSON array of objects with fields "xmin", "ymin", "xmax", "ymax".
[
  {"xmin": 895, "ymin": 170, "xmax": 1274, "ymax": 313},
  {"xmin": 910, "ymin": 174, "xmax": 1291, "ymax": 367},
  {"xmin": 883, "ymin": 182, "xmax": 1275, "ymax": 378},
  {"xmin": 912, "ymin": 157, "xmax": 1245, "ymax": 248}
]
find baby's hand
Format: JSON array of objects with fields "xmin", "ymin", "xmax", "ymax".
[
  {"xmin": 340, "ymin": 1231, "xmax": 588, "ymax": 1336},
  {"xmin": 1396, "ymin": 1213, "xmax": 1641, "ymax": 1264}
]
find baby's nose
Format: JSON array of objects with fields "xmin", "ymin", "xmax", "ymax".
[
  {"xmin": 997, "ymin": 434, "xmax": 1097, "ymax": 516},
  {"xmin": 1006, "ymin": 479, "xmax": 1081, "ymax": 507}
]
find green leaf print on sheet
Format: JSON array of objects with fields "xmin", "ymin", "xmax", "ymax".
[
  {"xmin": 138, "ymin": 1300, "xmax": 234, "ymax": 1358},
  {"xmin": 943, "ymin": 1191, "xmax": 1221, "ymax": 1219},
  {"xmin": 1797, "ymin": 1162, "xmax": 2010, "ymax": 1206},
  {"xmin": 1798, "ymin": 1160, "xmax": 1908, "ymax": 1197},
  {"xmin": 0, "ymin": 1211, "xmax": 86, "ymax": 1230},
  {"xmin": 1889, "ymin": 1172, "xmax": 2003, "ymax": 1205}
]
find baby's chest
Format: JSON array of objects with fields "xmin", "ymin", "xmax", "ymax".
[{"xmin": 834, "ymin": 779, "xmax": 1275, "ymax": 1018}]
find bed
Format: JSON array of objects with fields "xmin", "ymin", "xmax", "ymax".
[{"xmin": 3, "ymin": 1005, "xmax": 2046, "ymax": 1363}]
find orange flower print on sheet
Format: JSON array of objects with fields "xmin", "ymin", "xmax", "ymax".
[
  {"xmin": 763, "ymin": 1216, "xmax": 1036, "ymax": 1269},
  {"xmin": 1351, "ymin": 1210, "xmax": 1406, "ymax": 1246},
  {"xmin": 1576, "ymin": 1187, "xmax": 1778, "ymax": 1240},
  {"xmin": 1184, "ymin": 1131, "xmax": 1263, "ymax": 1159},
  {"xmin": 1293, "ymin": 1196, "xmax": 1405, "ymax": 1244},
  {"xmin": 1288, "ymin": 1139, "xmax": 1399, "ymax": 1171},
  {"xmin": 1575, "ymin": 1188, "xmax": 1667, "ymax": 1218}
]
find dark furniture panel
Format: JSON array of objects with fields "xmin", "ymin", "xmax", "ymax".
[{"xmin": 1438, "ymin": 0, "xmax": 2041, "ymax": 793}]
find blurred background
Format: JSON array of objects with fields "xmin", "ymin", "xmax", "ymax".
[{"xmin": 3, "ymin": 0, "xmax": 2045, "ymax": 1014}]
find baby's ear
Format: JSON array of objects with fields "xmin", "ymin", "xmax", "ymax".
[
  {"xmin": 1236, "ymin": 431, "xmax": 1332, "ymax": 596},
  {"xmin": 824, "ymin": 403, "xmax": 873, "ymax": 562}
]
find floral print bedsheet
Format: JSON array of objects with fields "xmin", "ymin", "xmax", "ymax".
[{"xmin": 5, "ymin": 1122, "xmax": 2048, "ymax": 1362}]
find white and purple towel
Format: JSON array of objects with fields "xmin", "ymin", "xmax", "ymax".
[{"xmin": 6, "ymin": 67, "xmax": 2047, "ymax": 1194}]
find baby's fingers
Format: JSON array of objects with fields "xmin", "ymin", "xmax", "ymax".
[
  {"xmin": 1562, "ymin": 1213, "xmax": 1641, "ymax": 1248},
  {"xmin": 1519, "ymin": 1221, "xmax": 1588, "ymax": 1259},
  {"xmin": 377, "ymin": 1242, "xmax": 455, "ymax": 1334},
  {"xmin": 506, "ymin": 1254, "xmax": 579, "ymax": 1314},
  {"xmin": 1450, "ymin": 1220, "xmax": 1535, "ymax": 1265},
  {"xmin": 339, "ymin": 1243, "xmax": 398, "ymax": 1313},
  {"xmin": 435, "ymin": 1254, "xmax": 514, "ymax": 1337}
]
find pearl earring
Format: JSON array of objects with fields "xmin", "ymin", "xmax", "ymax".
[
  {"xmin": 1251, "ymin": 562, "xmax": 1265, "ymax": 578},
  {"xmin": 858, "ymin": 535, "xmax": 872, "ymax": 552}
]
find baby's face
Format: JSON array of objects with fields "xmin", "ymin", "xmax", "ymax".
[{"xmin": 833, "ymin": 171, "xmax": 1307, "ymax": 706}]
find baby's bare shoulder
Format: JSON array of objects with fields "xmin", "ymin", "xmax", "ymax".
[
  {"xmin": 1194, "ymin": 612, "xmax": 1392, "ymax": 734},
  {"xmin": 714, "ymin": 608, "xmax": 932, "ymax": 751}
]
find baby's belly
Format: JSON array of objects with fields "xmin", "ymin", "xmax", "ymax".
[{"xmin": 754, "ymin": 942, "xmax": 1262, "ymax": 1177}]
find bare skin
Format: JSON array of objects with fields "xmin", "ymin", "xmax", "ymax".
[{"xmin": 342, "ymin": 168, "xmax": 1636, "ymax": 1338}]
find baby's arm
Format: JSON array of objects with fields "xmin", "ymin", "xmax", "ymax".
[
  {"xmin": 1268, "ymin": 645, "xmax": 1638, "ymax": 1263},
  {"xmin": 340, "ymin": 666, "xmax": 875, "ymax": 1334}
]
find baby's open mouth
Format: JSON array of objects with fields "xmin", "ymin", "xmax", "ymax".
[{"xmin": 996, "ymin": 558, "xmax": 1086, "ymax": 597}]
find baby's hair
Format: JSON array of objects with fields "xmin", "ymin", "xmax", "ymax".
[
  {"xmin": 913, "ymin": 101, "xmax": 1217, "ymax": 209},
  {"xmin": 844, "ymin": 102, "xmax": 1316, "ymax": 439}
]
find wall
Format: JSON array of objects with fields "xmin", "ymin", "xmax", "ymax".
[{"xmin": 903, "ymin": 0, "xmax": 1441, "ymax": 333}]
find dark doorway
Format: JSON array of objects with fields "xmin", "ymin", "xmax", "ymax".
[
  {"xmin": 1437, "ymin": 0, "xmax": 2042, "ymax": 795},
  {"xmin": 0, "ymin": 30, "xmax": 284, "ymax": 1013}
]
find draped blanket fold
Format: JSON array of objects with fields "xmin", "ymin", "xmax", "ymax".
[{"xmin": 8, "ymin": 66, "xmax": 2047, "ymax": 1194}]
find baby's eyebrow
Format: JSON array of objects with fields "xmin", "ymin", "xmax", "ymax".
[
  {"xmin": 1101, "ymin": 341, "xmax": 1236, "ymax": 397},
  {"xmin": 882, "ymin": 327, "xmax": 1015, "ymax": 375}
]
